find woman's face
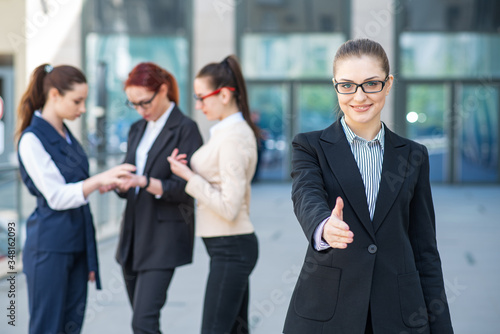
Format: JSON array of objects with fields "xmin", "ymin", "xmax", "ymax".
[
  {"xmin": 125, "ymin": 84, "xmax": 167, "ymax": 122},
  {"xmin": 55, "ymin": 83, "xmax": 88, "ymax": 121},
  {"xmin": 334, "ymin": 55, "xmax": 393, "ymax": 131},
  {"xmin": 193, "ymin": 77, "xmax": 226, "ymax": 121}
]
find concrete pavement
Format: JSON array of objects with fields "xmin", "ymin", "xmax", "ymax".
[{"xmin": 1, "ymin": 182, "xmax": 500, "ymax": 333}]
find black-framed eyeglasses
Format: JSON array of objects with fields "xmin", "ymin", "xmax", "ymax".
[
  {"xmin": 334, "ymin": 77, "xmax": 389, "ymax": 95},
  {"xmin": 125, "ymin": 90, "xmax": 159, "ymax": 109},
  {"xmin": 193, "ymin": 86, "xmax": 235, "ymax": 103}
]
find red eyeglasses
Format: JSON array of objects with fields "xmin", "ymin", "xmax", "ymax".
[{"xmin": 193, "ymin": 86, "xmax": 235, "ymax": 103}]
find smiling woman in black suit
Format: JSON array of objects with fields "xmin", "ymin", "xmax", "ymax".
[
  {"xmin": 113, "ymin": 62, "xmax": 203, "ymax": 334},
  {"xmin": 283, "ymin": 39, "xmax": 454, "ymax": 334}
]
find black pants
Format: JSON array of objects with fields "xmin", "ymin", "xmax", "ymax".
[
  {"xmin": 202, "ymin": 233, "xmax": 259, "ymax": 334},
  {"xmin": 122, "ymin": 261, "xmax": 175, "ymax": 334}
]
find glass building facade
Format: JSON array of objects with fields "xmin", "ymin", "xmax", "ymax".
[
  {"xmin": 395, "ymin": 0, "xmax": 500, "ymax": 183},
  {"xmin": 237, "ymin": 0, "xmax": 350, "ymax": 180}
]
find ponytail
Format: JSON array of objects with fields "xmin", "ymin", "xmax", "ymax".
[
  {"xmin": 197, "ymin": 55, "xmax": 260, "ymax": 140},
  {"xmin": 15, "ymin": 64, "xmax": 87, "ymax": 146},
  {"xmin": 15, "ymin": 64, "xmax": 49, "ymax": 145}
]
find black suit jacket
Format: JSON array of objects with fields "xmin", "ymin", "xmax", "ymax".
[
  {"xmin": 283, "ymin": 120, "xmax": 453, "ymax": 334},
  {"xmin": 115, "ymin": 106, "xmax": 203, "ymax": 271}
]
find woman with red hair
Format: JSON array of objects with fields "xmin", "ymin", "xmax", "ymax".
[{"xmin": 113, "ymin": 62, "xmax": 203, "ymax": 333}]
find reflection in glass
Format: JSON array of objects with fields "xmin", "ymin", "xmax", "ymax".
[
  {"xmin": 85, "ymin": 34, "xmax": 189, "ymax": 155},
  {"xmin": 297, "ymin": 84, "xmax": 337, "ymax": 133},
  {"xmin": 406, "ymin": 84, "xmax": 449, "ymax": 182},
  {"xmin": 248, "ymin": 85, "xmax": 289, "ymax": 181},
  {"xmin": 400, "ymin": 33, "xmax": 500, "ymax": 78},
  {"xmin": 242, "ymin": 33, "xmax": 344, "ymax": 80},
  {"xmin": 457, "ymin": 85, "xmax": 499, "ymax": 182}
]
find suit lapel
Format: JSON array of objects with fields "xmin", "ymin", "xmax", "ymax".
[
  {"xmin": 319, "ymin": 121, "xmax": 375, "ymax": 240},
  {"xmin": 127, "ymin": 120, "xmax": 147, "ymax": 165},
  {"xmin": 143, "ymin": 106, "xmax": 182, "ymax": 174},
  {"xmin": 372, "ymin": 126, "xmax": 409, "ymax": 232}
]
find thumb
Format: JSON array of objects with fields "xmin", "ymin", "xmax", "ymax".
[{"xmin": 332, "ymin": 196, "xmax": 344, "ymax": 221}]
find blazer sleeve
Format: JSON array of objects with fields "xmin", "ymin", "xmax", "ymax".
[
  {"xmin": 159, "ymin": 119, "xmax": 203, "ymax": 203},
  {"xmin": 114, "ymin": 123, "xmax": 140, "ymax": 199},
  {"xmin": 408, "ymin": 145, "xmax": 454, "ymax": 333},
  {"xmin": 185, "ymin": 133, "xmax": 250, "ymax": 222},
  {"xmin": 291, "ymin": 132, "xmax": 334, "ymax": 245}
]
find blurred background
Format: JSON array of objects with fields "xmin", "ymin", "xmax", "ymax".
[{"xmin": 0, "ymin": 0, "xmax": 499, "ymax": 332}]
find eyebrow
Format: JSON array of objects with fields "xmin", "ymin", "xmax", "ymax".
[{"xmin": 338, "ymin": 76, "xmax": 380, "ymax": 82}]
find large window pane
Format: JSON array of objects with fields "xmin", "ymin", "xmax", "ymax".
[
  {"xmin": 241, "ymin": 0, "xmax": 347, "ymax": 33},
  {"xmin": 400, "ymin": 33, "xmax": 500, "ymax": 79},
  {"xmin": 403, "ymin": 0, "xmax": 500, "ymax": 32},
  {"xmin": 406, "ymin": 84, "xmax": 450, "ymax": 182},
  {"xmin": 457, "ymin": 84, "xmax": 499, "ymax": 182},
  {"xmin": 84, "ymin": 0, "xmax": 188, "ymax": 34},
  {"xmin": 248, "ymin": 84, "xmax": 290, "ymax": 181},
  {"xmin": 297, "ymin": 84, "xmax": 336, "ymax": 133},
  {"xmin": 242, "ymin": 33, "xmax": 344, "ymax": 80}
]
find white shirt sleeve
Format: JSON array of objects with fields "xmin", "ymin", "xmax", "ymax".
[
  {"xmin": 18, "ymin": 132, "xmax": 88, "ymax": 211},
  {"xmin": 314, "ymin": 217, "xmax": 332, "ymax": 251}
]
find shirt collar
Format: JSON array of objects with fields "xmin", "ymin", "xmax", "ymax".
[
  {"xmin": 148, "ymin": 102, "xmax": 175, "ymax": 129},
  {"xmin": 340, "ymin": 116, "xmax": 385, "ymax": 148},
  {"xmin": 209, "ymin": 112, "xmax": 244, "ymax": 136}
]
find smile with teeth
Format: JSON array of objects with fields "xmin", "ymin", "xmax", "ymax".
[{"xmin": 351, "ymin": 104, "xmax": 372, "ymax": 112}]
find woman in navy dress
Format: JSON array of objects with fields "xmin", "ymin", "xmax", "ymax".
[{"xmin": 16, "ymin": 64, "xmax": 134, "ymax": 334}]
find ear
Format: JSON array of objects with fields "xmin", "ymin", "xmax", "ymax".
[
  {"xmin": 159, "ymin": 83, "xmax": 168, "ymax": 99},
  {"xmin": 219, "ymin": 87, "xmax": 233, "ymax": 105},
  {"xmin": 385, "ymin": 75, "xmax": 394, "ymax": 96},
  {"xmin": 48, "ymin": 87, "xmax": 61, "ymax": 100}
]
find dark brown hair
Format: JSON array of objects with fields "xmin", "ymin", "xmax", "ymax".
[
  {"xmin": 15, "ymin": 64, "xmax": 87, "ymax": 144},
  {"xmin": 124, "ymin": 62, "xmax": 179, "ymax": 104},
  {"xmin": 333, "ymin": 38, "xmax": 390, "ymax": 78},
  {"xmin": 197, "ymin": 55, "xmax": 260, "ymax": 140}
]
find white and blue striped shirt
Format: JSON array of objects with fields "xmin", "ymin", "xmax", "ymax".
[{"xmin": 314, "ymin": 117, "xmax": 385, "ymax": 251}]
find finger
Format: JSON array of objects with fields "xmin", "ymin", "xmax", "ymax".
[
  {"xmin": 88, "ymin": 271, "xmax": 95, "ymax": 282},
  {"xmin": 326, "ymin": 227, "xmax": 354, "ymax": 239},
  {"xmin": 169, "ymin": 148, "xmax": 179, "ymax": 159},
  {"xmin": 328, "ymin": 242, "xmax": 349, "ymax": 249},
  {"xmin": 176, "ymin": 153, "xmax": 187, "ymax": 160},
  {"xmin": 332, "ymin": 196, "xmax": 344, "ymax": 221},
  {"xmin": 325, "ymin": 233, "xmax": 353, "ymax": 244},
  {"xmin": 119, "ymin": 163, "xmax": 137, "ymax": 171}
]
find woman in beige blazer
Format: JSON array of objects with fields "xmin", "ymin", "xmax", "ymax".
[{"xmin": 168, "ymin": 55, "xmax": 259, "ymax": 334}]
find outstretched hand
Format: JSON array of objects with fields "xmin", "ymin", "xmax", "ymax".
[
  {"xmin": 167, "ymin": 148, "xmax": 194, "ymax": 181},
  {"xmin": 322, "ymin": 197, "xmax": 354, "ymax": 249}
]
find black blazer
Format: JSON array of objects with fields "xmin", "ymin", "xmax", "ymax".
[
  {"xmin": 283, "ymin": 120, "xmax": 453, "ymax": 334},
  {"xmin": 115, "ymin": 106, "xmax": 203, "ymax": 271}
]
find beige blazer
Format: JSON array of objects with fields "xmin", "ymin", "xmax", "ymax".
[{"xmin": 186, "ymin": 120, "xmax": 257, "ymax": 237}]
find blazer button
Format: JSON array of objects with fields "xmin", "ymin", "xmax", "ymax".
[{"xmin": 368, "ymin": 244, "xmax": 377, "ymax": 254}]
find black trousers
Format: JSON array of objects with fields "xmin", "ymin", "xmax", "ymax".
[
  {"xmin": 202, "ymin": 233, "xmax": 259, "ymax": 334},
  {"xmin": 122, "ymin": 260, "xmax": 175, "ymax": 334}
]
